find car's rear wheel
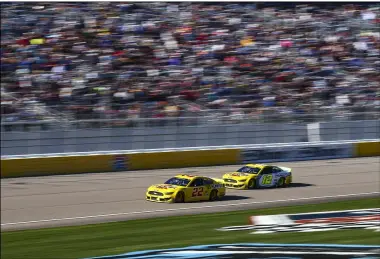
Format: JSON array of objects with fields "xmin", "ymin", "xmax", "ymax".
[
  {"xmin": 209, "ymin": 190, "xmax": 218, "ymax": 201},
  {"xmin": 277, "ymin": 177, "xmax": 285, "ymax": 188},
  {"xmin": 175, "ymin": 191, "xmax": 185, "ymax": 203},
  {"xmin": 247, "ymin": 179, "xmax": 255, "ymax": 189},
  {"xmin": 285, "ymin": 176, "xmax": 291, "ymax": 186}
]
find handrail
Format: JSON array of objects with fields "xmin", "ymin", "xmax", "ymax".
[{"xmin": 1, "ymin": 111, "xmax": 379, "ymax": 126}]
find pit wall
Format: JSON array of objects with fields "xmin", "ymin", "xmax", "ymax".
[{"xmin": 1, "ymin": 140, "xmax": 378, "ymax": 178}]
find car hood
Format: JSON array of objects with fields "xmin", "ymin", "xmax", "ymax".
[
  {"xmin": 223, "ymin": 172, "xmax": 254, "ymax": 180},
  {"xmin": 148, "ymin": 184, "xmax": 181, "ymax": 193}
]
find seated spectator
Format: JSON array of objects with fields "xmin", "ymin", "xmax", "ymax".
[{"xmin": 1, "ymin": 2, "xmax": 379, "ymax": 127}]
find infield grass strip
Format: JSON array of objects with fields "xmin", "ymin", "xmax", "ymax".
[{"xmin": 2, "ymin": 197, "xmax": 380, "ymax": 259}]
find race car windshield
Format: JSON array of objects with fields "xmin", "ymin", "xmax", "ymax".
[
  {"xmin": 237, "ymin": 166, "xmax": 261, "ymax": 174},
  {"xmin": 164, "ymin": 177, "xmax": 190, "ymax": 187}
]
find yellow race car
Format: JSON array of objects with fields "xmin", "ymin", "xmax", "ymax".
[
  {"xmin": 222, "ymin": 164, "xmax": 292, "ymax": 189},
  {"xmin": 146, "ymin": 174, "xmax": 226, "ymax": 203}
]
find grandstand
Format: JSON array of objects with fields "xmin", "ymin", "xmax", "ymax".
[{"xmin": 1, "ymin": 2, "xmax": 379, "ymax": 132}]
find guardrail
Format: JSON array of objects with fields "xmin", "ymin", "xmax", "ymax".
[{"xmin": 1, "ymin": 139, "xmax": 379, "ymax": 178}]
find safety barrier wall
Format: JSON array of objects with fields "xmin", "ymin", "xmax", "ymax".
[
  {"xmin": 1, "ymin": 148, "xmax": 240, "ymax": 178},
  {"xmin": 1, "ymin": 140, "xmax": 378, "ymax": 178},
  {"xmin": 355, "ymin": 141, "xmax": 380, "ymax": 157},
  {"xmin": 1, "ymin": 155, "xmax": 114, "ymax": 178}
]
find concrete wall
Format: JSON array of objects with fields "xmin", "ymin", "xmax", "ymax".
[{"xmin": 1, "ymin": 120, "xmax": 379, "ymax": 156}]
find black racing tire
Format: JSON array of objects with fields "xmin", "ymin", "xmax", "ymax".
[
  {"xmin": 209, "ymin": 189, "xmax": 218, "ymax": 201},
  {"xmin": 277, "ymin": 177, "xmax": 285, "ymax": 188},
  {"xmin": 175, "ymin": 191, "xmax": 185, "ymax": 203},
  {"xmin": 247, "ymin": 179, "xmax": 256, "ymax": 189}
]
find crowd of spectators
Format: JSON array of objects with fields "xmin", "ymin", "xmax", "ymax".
[{"xmin": 1, "ymin": 2, "xmax": 379, "ymax": 125}]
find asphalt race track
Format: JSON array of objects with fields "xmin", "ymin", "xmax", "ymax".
[{"xmin": 1, "ymin": 157, "xmax": 379, "ymax": 231}]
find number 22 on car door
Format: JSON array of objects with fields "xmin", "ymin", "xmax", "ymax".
[
  {"xmin": 191, "ymin": 187, "xmax": 204, "ymax": 201},
  {"xmin": 189, "ymin": 178, "xmax": 204, "ymax": 201}
]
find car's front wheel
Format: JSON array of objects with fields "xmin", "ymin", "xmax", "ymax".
[
  {"xmin": 277, "ymin": 177, "xmax": 285, "ymax": 188},
  {"xmin": 174, "ymin": 191, "xmax": 185, "ymax": 203},
  {"xmin": 247, "ymin": 179, "xmax": 256, "ymax": 189}
]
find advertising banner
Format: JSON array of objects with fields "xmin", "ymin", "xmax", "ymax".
[
  {"xmin": 112, "ymin": 155, "xmax": 129, "ymax": 171},
  {"xmin": 85, "ymin": 243, "xmax": 380, "ymax": 259},
  {"xmin": 240, "ymin": 143, "xmax": 354, "ymax": 163},
  {"xmin": 217, "ymin": 208, "xmax": 380, "ymax": 234}
]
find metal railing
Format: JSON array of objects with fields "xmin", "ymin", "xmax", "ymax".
[
  {"xmin": 1, "ymin": 110, "xmax": 379, "ymax": 132},
  {"xmin": 2, "ymin": 107, "xmax": 379, "ymax": 156}
]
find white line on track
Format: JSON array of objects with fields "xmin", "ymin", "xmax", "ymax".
[{"xmin": 2, "ymin": 192, "xmax": 379, "ymax": 226}]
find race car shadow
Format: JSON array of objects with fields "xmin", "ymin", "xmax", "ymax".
[
  {"xmin": 222, "ymin": 195, "xmax": 250, "ymax": 201},
  {"xmin": 287, "ymin": 182, "xmax": 315, "ymax": 188},
  {"xmin": 251, "ymin": 182, "xmax": 315, "ymax": 190},
  {"xmin": 186, "ymin": 195, "xmax": 250, "ymax": 203}
]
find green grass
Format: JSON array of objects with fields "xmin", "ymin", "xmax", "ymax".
[{"xmin": 2, "ymin": 197, "xmax": 380, "ymax": 259}]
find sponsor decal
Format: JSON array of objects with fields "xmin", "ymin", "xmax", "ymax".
[
  {"xmin": 156, "ymin": 185, "xmax": 169, "ymax": 189},
  {"xmin": 231, "ymin": 173, "xmax": 248, "ymax": 177},
  {"xmin": 241, "ymin": 144, "xmax": 353, "ymax": 163},
  {"xmin": 155, "ymin": 185, "xmax": 177, "ymax": 189},
  {"xmin": 217, "ymin": 208, "xmax": 380, "ymax": 234},
  {"xmin": 112, "ymin": 155, "xmax": 128, "ymax": 171},
  {"xmin": 84, "ymin": 243, "xmax": 380, "ymax": 259}
]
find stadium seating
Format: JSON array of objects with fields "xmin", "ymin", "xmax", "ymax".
[{"xmin": 1, "ymin": 3, "xmax": 379, "ymax": 124}]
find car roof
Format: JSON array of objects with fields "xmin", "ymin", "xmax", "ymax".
[
  {"xmin": 175, "ymin": 174, "xmax": 199, "ymax": 180},
  {"xmin": 245, "ymin": 163, "xmax": 267, "ymax": 168}
]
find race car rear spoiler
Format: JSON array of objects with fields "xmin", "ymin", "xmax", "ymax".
[{"xmin": 279, "ymin": 166, "xmax": 292, "ymax": 173}]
